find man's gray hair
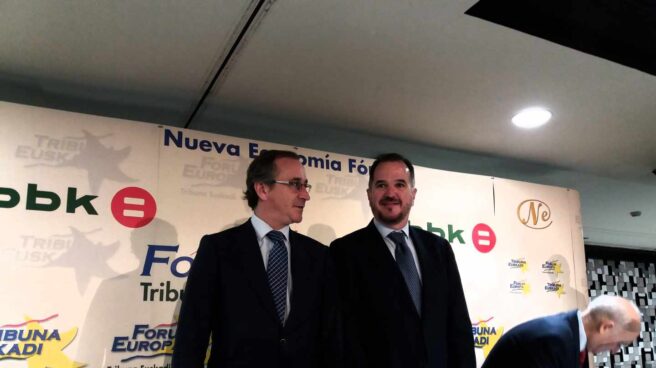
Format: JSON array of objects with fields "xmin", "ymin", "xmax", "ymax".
[{"xmin": 586, "ymin": 295, "xmax": 641, "ymax": 332}]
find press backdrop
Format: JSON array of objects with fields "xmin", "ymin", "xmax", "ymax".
[{"xmin": 0, "ymin": 101, "xmax": 588, "ymax": 368}]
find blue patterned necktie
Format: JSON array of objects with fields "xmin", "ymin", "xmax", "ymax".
[
  {"xmin": 388, "ymin": 231, "xmax": 422, "ymax": 316},
  {"xmin": 266, "ymin": 230, "xmax": 288, "ymax": 324}
]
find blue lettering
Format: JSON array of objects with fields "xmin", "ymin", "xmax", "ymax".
[
  {"xmin": 7, "ymin": 343, "xmax": 21, "ymax": 355},
  {"xmin": 171, "ymin": 256, "xmax": 193, "ymax": 278},
  {"xmin": 249, "ymin": 143, "xmax": 260, "ymax": 158},
  {"xmin": 142, "ymin": 245, "xmax": 179, "ymax": 276},
  {"xmin": 46, "ymin": 329, "xmax": 60, "ymax": 341},
  {"xmin": 348, "ymin": 159, "xmax": 357, "ymax": 173},
  {"xmin": 132, "ymin": 325, "xmax": 149, "ymax": 339},
  {"xmin": 3, "ymin": 330, "xmax": 16, "ymax": 341},
  {"xmin": 164, "ymin": 129, "xmax": 240, "ymax": 156},
  {"xmin": 212, "ymin": 141, "xmax": 225, "ymax": 153},
  {"xmin": 112, "ymin": 336, "xmax": 128, "ymax": 352},
  {"xmin": 22, "ymin": 343, "xmax": 39, "ymax": 355},
  {"xmin": 163, "ymin": 129, "xmax": 181, "ymax": 147},
  {"xmin": 199, "ymin": 140, "xmax": 212, "ymax": 152}
]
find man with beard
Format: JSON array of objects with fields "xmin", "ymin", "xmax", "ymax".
[
  {"xmin": 174, "ymin": 150, "xmax": 339, "ymax": 368},
  {"xmin": 330, "ymin": 153, "xmax": 475, "ymax": 368}
]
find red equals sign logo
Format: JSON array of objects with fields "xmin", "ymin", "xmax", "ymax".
[
  {"xmin": 111, "ymin": 187, "xmax": 157, "ymax": 228},
  {"xmin": 472, "ymin": 223, "xmax": 496, "ymax": 253}
]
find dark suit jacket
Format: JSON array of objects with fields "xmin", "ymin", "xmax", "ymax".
[
  {"xmin": 330, "ymin": 221, "xmax": 475, "ymax": 368},
  {"xmin": 481, "ymin": 310, "xmax": 583, "ymax": 368},
  {"xmin": 173, "ymin": 220, "xmax": 339, "ymax": 368}
]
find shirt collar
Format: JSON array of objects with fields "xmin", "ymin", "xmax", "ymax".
[
  {"xmin": 373, "ymin": 218, "xmax": 410, "ymax": 240},
  {"xmin": 577, "ymin": 310, "xmax": 587, "ymax": 352},
  {"xmin": 251, "ymin": 214, "xmax": 290, "ymax": 246}
]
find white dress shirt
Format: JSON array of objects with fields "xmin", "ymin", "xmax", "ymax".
[{"xmin": 577, "ymin": 310, "xmax": 587, "ymax": 352}]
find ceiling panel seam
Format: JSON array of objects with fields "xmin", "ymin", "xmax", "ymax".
[{"xmin": 184, "ymin": 0, "xmax": 272, "ymax": 129}]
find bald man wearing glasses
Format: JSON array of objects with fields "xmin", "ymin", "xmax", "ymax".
[{"xmin": 174, "ymin": 150, "xmax": 339, "ymax": 368}]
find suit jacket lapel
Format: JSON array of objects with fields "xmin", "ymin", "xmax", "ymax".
[
  {"xmin": 285, "ymin": 231, "xmax": 312, "ymax": 330},
  {"xmin": 235, "ymin": 220, "xmax": 279, "ymax": 323},
  {"xmin": 366, "ymin": 221, "xmax": 422, "ymax": 320},
  {"xmin": 565, "ymin": 311, "xmax": 582, "ymax": 368},
  {"xmin": 364, "ymin": 220, "xmax": 399, "ymax": 272},
  {"xmin": 410, "ymin": 227, "xmax": 443, "ymax": 328}
]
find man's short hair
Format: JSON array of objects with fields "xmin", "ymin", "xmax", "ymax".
[
  {"xmin": 587, "ymin": 295, "xmax": 641, "ymax": 332},
  {"xmin": 368, "ymin": 153, "xmax": 415, "ymax": 187},
  {"xmin": 243, "ymin": 150, "xmax": 301, "ymax": 210}
]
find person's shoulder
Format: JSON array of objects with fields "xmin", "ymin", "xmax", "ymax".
[
  {"xmin": 409, "ymin": 225, "xmax": 432, "ymax": 237},
  {"xmin": 542, "ymin": 310, "xmax": 578, "ymax": 331},
  {"xmin": 330, "ymin": 226, "xmax": 371, "ymax": 249},
  {"xmin": 509, "ymin": 311, "xmax": 575, "ymax": 338},
  {"xmin": 201, "ymin": 221, "xmax": 252, "ymax": 245},
  {"xmin": 409, "ymin": 225, "xmax": 449, "ymax": 246},
  {"xmin": 289, "ymin": 231, "xmax": 333, "ymax": 266},
  {"xmin": 291, "ymin": 230, "xmax": 326, "ymax": 249},
  {"xmin": 485, "ymin": 315, "xmax": 570, "ymax": 367}
]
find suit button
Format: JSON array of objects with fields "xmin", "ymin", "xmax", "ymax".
[{"xmin": 280, "ymin": 338, "xmax": 287, "ymax": 346}]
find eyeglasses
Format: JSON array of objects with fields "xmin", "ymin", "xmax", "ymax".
[{"xmin": 270, "ymin": 180, "xmax": 312, "ymax": 192}]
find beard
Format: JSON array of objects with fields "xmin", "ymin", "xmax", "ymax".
[{"xmin": 370, "ymin": 197, "xmax": 411, "ymax": 227}]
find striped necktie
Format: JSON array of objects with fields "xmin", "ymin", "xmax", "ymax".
[
  {"xmin": 388, "ymin": 231, "xmax": 422, "ymax": 315},
  {"xmin": 266, "ymin": 230, "xmax": 288, "ymax": 324}
]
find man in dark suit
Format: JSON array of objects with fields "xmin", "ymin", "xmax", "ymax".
[
  {"xmin": 481, "ymin": 295, "xmax": 641, "ymax": 368},
  {"xmin": 330, "ymin": 153, "xmax": 476, "ymax": 368},
  {"xmin": 173, "ymin": 150, "xmax": 338, "ymax": 368}
]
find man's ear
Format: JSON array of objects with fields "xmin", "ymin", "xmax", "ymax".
[
  {"xmin": 254, "ymin": 182, "xmax": 270, "ymax": 201},
  {"xmin": 599, "ymin": 319, "xmax": 615, "ymax": 334}
]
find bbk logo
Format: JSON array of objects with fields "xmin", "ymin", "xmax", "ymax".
[
  {"xmin": 419, "ymin": 222, "xmax": 497, "ymax": 253},
  {"xmin": 0, "ymin": 183, "xmax": 157, "ymax": 228},
  {"xmin": 0, "ymin": 184, "xmax": 97, "ymax": 214}
]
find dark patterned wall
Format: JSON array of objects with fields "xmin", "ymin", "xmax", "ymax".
[{"xmin": 586, "ymin": 246, "xmax": 656, "ymax": 368}]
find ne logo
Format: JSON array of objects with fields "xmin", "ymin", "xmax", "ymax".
[{"xmin": 517, "ymin": 199, "xmax": 552, "ymax": 229}]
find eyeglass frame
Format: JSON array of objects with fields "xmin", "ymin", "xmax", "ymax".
[{"xmin": 268, "ymin": 179, "xmax": 312, "ymax": 192}]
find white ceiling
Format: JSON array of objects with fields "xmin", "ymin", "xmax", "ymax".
[
  {"xmin": 1, "ymin": 0, "xmax": 655, "ymax": 246},
  {"xmin": 198, "ymin": 0, "xmax": 656, "ymax": 183}
]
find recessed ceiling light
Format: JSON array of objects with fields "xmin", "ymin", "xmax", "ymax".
[{"xmin": 512, "ymin": 107, "xmax": 552, "ymax": 129}]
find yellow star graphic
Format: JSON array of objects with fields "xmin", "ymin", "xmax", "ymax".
[
  {"xmin": 556, "ymin": 283, "xmax": 566, "ymax": 298},
  {"xmin": 522, "ymin": 283, "xmax": 531, "ymax": 294},
  {"xmin": 553, "ymin": 262, "xmax": 563, "ymax": 275},
  {"xmin": 474, "ymin": 321, "xmax": 505, "ymax": 357},
  {"xmin": 16, "ymin": 316, "xmax": 86, "ymax": 368},
  {"xmin": 520, "ymin": 262, "xmax": 528, "ymax": 272}
]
